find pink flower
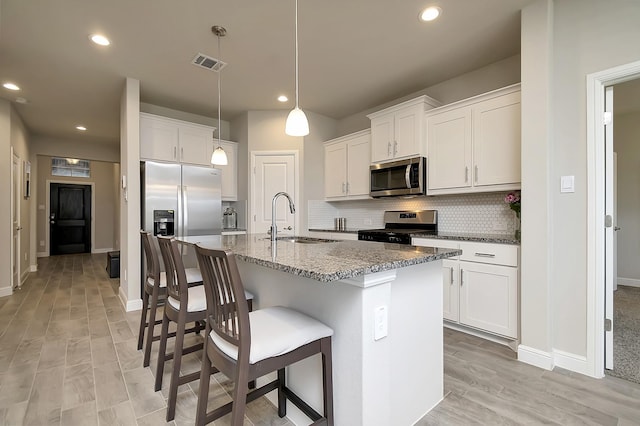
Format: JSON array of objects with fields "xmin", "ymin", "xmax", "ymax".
[{"xmin": 504, "ymin": 192, "xmax": 520, "ymax": 205}]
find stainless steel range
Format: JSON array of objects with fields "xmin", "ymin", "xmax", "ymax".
[{"xmin": 358, "ymin": 210, "xmax": 437, "ymax": 245}]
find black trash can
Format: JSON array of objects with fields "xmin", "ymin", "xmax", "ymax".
[{"xmin": 106, "ymin": 251, "xmax": 120, "ymax": 278}]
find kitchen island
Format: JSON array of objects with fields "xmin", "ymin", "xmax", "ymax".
[{"xmin": 178, "ymin": 234, "xmax": 461, "ymax": 426}]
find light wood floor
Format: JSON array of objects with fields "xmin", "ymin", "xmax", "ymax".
[{"xmin": 1, "ymin": 253, "xmax": 640, "ymax": 425}]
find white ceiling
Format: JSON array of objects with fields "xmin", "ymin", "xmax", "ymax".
[{"xmin": 0, "ymin": 0, "xmax": 534, "ymax": 145}]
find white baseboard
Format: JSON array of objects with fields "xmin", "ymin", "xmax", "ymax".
[
  {"xmin": 518, "ymin": 344, "xmax": 554, "ymax": 370},
  {"xmin": 119, "ymin": 286, "xmax": 142, "ymax": 312},
  {"xmin": 0, "ymin": 286, "xmax": 13, "ymax": 297},
  {"xmin": 617, "ymin": 277, "xmax": 640, "ymax": 288},
  {"xmin": 21, "ymin": 269, "xmax": 30, "ymax": 284},
  {"xmin": 29, "ymin": 264, "xmax": 37, "ymax": 272},
  {"xmin": 92, "ymin": 248, "xmax": 114, "ymax": 254},
  {"xmin": 37, "ymin": 251, "xmax": 48, "ymax": 258},
  {"xmin": 553, "ymin": 349, "xmax": 589, "ymax": 375}
]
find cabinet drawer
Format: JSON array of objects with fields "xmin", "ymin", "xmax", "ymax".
[{"xmin": 459, "ymin": 242, "xmax": 518, "ymax": 267}]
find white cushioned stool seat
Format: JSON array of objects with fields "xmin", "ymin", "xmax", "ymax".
[
  {"xmin": 210, "ymin": 306, "xmax": 333, "ymax": 364},
  {"xmin": 149, "ymin": 268, "xmax": 202, "ymax": 288},
  {"xmin": 168, "ymin": 285, "xmax": 207, "ymax": 312}
]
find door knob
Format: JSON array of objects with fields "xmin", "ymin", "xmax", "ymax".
[
  {"xmin": 614, "ymin": 226, "xmax": 621, "ymax": 231},
  {"xmin": 284, "ymin": 226, "xmax": 292, "ymax": 230},
  {"xmin": 50, "ymin": 220, "xmax": 55, "ymax": 224}
]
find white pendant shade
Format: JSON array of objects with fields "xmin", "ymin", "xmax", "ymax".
[
  {"xmin": 211, "ymin": 146, "xmax": 228, "ymax": 165},
  {"xmin": 285, "ymin": 107, "xmax": 309, "ymax": 136}
]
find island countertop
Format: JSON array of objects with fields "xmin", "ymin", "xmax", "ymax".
[{"xmin": 177, "ymin": 234, "xmax": 461, "ymax": 283}]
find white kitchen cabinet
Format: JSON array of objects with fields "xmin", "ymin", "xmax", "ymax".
[
  {"xmin": 367, "ymin": 95, "xmax": 441, "ymax": 163},
  {"xmin": 140, "ymin": 112, "xmax": 215, "ymax": 167},
  {"xmin": 211, "ymin": 140, "xmax": 238, "ymax": 201},
  {"xmin": 324, "ymin": 130, "xmax": 371, "ymax": 200},
  {"xmin": 412, "ymin": 237, "xmax": 519, "ymax": 340},
  {"xmin": 426, "ymin": 84, "xmax": 521, "ymax": 195}
]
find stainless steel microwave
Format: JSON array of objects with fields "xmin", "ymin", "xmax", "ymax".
[{"xmin": 370, "ymin": 156, "xmax": 426, "ymax": 198}]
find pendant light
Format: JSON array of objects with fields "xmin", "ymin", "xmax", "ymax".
[
  {"xmin": 285, "ymin": 0, "xmax": 309, "ymax": 136},
  {"xmin": 211, "ymin": 25, "xmax": 228, "ymax": 166}
]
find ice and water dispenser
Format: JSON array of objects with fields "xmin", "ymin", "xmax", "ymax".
[{"xmin": 153, "ymin": 210, "xmax": 175, "ymax": 236}]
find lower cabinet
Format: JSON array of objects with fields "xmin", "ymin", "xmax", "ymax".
[{"xmin": 413, "ymin": 237, "xmax": 519, "ymax": 340}]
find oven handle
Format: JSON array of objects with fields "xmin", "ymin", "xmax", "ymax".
[{"xmin": 405, "ymin": 164, "xmax": 412, "ymax": 189}]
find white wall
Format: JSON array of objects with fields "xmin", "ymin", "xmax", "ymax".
[
  {"xmin": 613, "ymin": 111, "xmax": 640, "ymax": 285},
  {"xmin": 31, "ymin": 135, "xmax": 119, "ymax": 163}
]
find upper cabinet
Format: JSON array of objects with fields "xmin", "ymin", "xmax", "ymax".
[
  {"xmin": 426, "ymin": 84, "xmax": 521, "ymax": 195},
  {"xmin": 140, "ymin": 112, "xmax": 238, "ymax": 200},
  {"xmin": 367, "ymin": 95, "xmax": 441, "ymax": 163},
  {"xmin": 140, "ymin": 112, "xmax": 215, "ymax": 167},
  {"xmin": 324, "ymin": 130, "xmax": 371, "ymax": 200}
]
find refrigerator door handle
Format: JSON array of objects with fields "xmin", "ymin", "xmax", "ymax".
[
  {"xmin": 183, "ymin": 185, "xmax": 188, "ymax": 236},
  {"xmin": 176, "ymin": 185, "xmax": 182, "ymax": 237}
]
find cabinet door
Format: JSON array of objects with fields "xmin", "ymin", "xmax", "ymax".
[
  {"xmin": 140, "ymin": 115, "xmax": 179, "ymax": 162},
  {"xmin": 443, "ymin": 259, "xmax": 459, "ymax": 322},
  {"xmin": 459, "ymin": 261, "xmax": 518, "ymax": 338},
  {"xmin": 472, "ymin": 91, "xmax": 521, "ymax": 186},
  {"xmin": 217, "ymin": 141, "xmax": 238, "ymax": 201},
  {"xmin": 179, "ymin": 126, "xmax": 213, "ymax": 166},
  {"xmin": 394, "ymin": 104, "xmax": 423, "ymax": 159},
  {"xmin": 324, "ymin": 142, "xmax": 348, "ymax": 198},
  {"xmin": 370, "ymin": 116, "xmax": 394, "ymax": 163},
  {"xmin": 427, "ymin": 107, "xmax": 472, "ymax": 190},
  {"xmin": 346, "ymin": 133, "xmax": 371, "ymax": 197}
]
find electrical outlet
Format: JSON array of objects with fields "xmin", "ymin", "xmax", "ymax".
[{"xmin": 374, "ymin": 306, "xmax": 388, "ymax": 341}]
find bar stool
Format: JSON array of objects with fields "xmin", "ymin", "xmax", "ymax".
[
  {"xmin": 194, "ymin": 244, "xmax": 334, "ymax": 426},
  {"xmin": 138, "ymin": 231, "xmax": 204, "ymax": 368}
]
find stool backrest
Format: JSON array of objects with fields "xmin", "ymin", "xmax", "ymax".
[
  {"xmin": 140, "ymin": 231, "xmax": 160, "ymax": 286},
  {"xmin": 157, "ymin": 236, "xmax": 188, "ymax": 305},
  {"xmin": 195, "ymin": 245, "xmax": 250, "ymax": 356}
]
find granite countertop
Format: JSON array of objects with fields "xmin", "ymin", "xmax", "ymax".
[{"xmin": 178, "ymin": 234, "xmax": 461, "ymax": 283}]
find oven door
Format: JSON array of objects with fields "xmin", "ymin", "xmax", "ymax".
[{"xmin": 370, "ymin": 157, "xmax": 425, "ymax": 197}]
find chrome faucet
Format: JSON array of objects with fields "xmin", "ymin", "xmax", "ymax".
[{"xmin": 271, "ymin": 191, "xmax": 296, "ymax": 241}]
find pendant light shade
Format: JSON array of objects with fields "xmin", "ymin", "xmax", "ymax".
[
  {"xmin": 285, "ymin": 0, "xmax": 309, "ymax": 137},
  {"xmin": 211, "ymin": 25, "xmax": 229, "ymax": 166}
]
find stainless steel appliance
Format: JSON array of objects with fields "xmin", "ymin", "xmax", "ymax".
[
  {"xmin": 370, "ymin": 156, "xmax": 426, "ymax": 198},
  {"xmin": 141, "ymin": 161, "xmax": 222, "ymax": 237},
  {"xmin": 358, "ymin": 210, "xmax": 437, "ymax": 245}
]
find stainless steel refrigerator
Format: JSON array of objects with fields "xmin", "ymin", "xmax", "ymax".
[{"xmin": 141, "ymin": 161, "xmax": 222, "ymax": 237}]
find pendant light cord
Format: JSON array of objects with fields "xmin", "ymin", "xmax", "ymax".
[
  {"xmin": 217, "ymin": 33, "xmax": 222, "ymax": 147},
  {"xmin": 294, "ymin": 0, "xmax": 299, "ymax": 109}
]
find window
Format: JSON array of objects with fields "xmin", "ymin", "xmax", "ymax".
[{"xmin": 51, "ymin": 157, "xmax": 91, "ymax": 177}]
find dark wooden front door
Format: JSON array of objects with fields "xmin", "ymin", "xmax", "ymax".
[{"xmin": 50, "ymin": 183, "xmax": 91, "ymax": 255}]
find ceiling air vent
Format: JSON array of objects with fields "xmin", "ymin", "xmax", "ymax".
[{"xmin": 191, "ymin": 53, "xmax": 227, "ymax": 72}]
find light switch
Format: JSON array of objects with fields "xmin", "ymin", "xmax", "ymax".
[
  {"xmin": 561, "ymin": 175, "xmax": 575, "ymax": 193},
  {"xmin": 374, "ymin": 305, "xmax": 388, "ymax": 341}
]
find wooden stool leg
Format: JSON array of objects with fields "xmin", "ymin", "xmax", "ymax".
[
  {"xmin": 137, "ymin": 288, "xmax": 149, "ymax": 350},
  {"xmin": 277, "ymin": 368, "xmax": 286, "ymax": 418},
  {"xmin": 143, "ymin": 288, "xmax": 161, "ymax": 367},
  {"xmin": 195, "ymin": 349, "xmax": 213, "ymax": 426},
  {"xmin": 166, "ymin": 314, "xmax": 186, "ymax": 421},
  {"xmin": 230, "ymin": 368, "xmax": 249, "ymax": 426},
  {"xmin": 322, "ymin": 338, "xmax": 334, "ymax": 426},
  {"xmin": 154, "ymin": 312, "xmax": 170, "ymax": 392}
]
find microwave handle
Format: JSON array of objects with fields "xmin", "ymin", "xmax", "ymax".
[{"xmin": 405, "ymin": 164, "xmax": 412, "ymax": 189}]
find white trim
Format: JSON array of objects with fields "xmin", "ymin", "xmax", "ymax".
[
  {"xmin": 11, "ymin": 149, "xmax": 21, "ymax": 290},
  {"xmin": 444, "ymin": 322, "xmax": 518, "ymax": 350},
  {"xmin": 517, "ymin": 344, "xmax": 554, "ymax": 371},
  {"xmin": 617, "ymin": 277, "xmax": 640, "ymax": 288},
  {"xmin": 119, "ymin": 286, "xmax": 142, "ymax": 312},
  {"xmin": 29, "ymin": 264, "xmax": 37, "ymax": 272},
  {"xmin": 342, "ymin": 269, "xmax": 397, "ymax": 288},
  {"xmin": 0, "ymin": 286, "xmax": 12, "ymax": 297},
  {"xmin": 37, "ymin": 251, "xmax": 47, "ymax": 258},
  {"xmin": 586, "ymin": 59, "xmax": 640, "ymax": 379},
  {"xmin": 553, "ymin": 349, "xmax": 589, "ymax": 376},
  {"xmin": 46, "ymin": 179, "xmax": 96, "ymax": 255},
  {"xmin": 20, "ymin": 269, "xmax": 29, "ymax": 284},
  {"xmin": 92, "ymin": 247, "xmax": 114, "ymax": 254}
]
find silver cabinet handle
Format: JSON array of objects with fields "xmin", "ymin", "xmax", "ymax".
[
  {"xmin": 346, "ymin": 182, "xmax": 350, "ymax": 193},
  {"xmin": 387, "ymin": 142, "xmax": 392, "ymax": 156},
  {"xmin": 465, "ymin": 166, "xmax": 469, "ymax": 183},
  {"xmin": 449, "ymin": 266, "xmax": 454, "ymax": 285},
  {"xmin": 474, "ymin": 252, "xmax": 496, "ymax": 258},
  {"xmin": 394, "ymin": 141, "xmax": 398, "ymax": 156},
  {"xmin": 173, "ymin": 146, "xmax": 177, "ymax": 160},
  {"xmin": 181, "ymin": 147, "xmax": 184, "ymax": 160},
  {"xmin": 460, "ymin": 269, "xmax": 464, "ymax": 286},
  {"xmin": 475, "ymin": 165, "xmax": 478, "ymax": 183},
  {"xmin": 342, "ymin": 182, "xmax": 346, "ymax": 194}
]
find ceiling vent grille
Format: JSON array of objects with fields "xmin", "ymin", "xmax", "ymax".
[{"xmin": 191, "ymin": 53, "xmax": 227, "ymax": 72}]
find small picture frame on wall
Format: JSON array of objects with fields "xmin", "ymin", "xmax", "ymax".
[{"xmin": 23, "ymin": 160, "xmax": 31, "ymax": 198}]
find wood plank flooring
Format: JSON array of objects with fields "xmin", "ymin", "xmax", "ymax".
[{"xmin": 1, "ymin": 253, "xmax": 639, "ymax": 425}]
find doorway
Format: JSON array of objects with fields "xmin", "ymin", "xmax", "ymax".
[
  {"xmin": 49, "ymin": 183, "xmax": 92, "ymax": 255},
  {"xmin": 12, "ymin": 151, "xmax": 21, "ymax": 290}
]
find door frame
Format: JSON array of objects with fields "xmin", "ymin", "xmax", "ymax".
[
  {"xmin": 586, "ymin": 59, "xmax": 640, "ymax": 378},
  {"xmin": 46, "ymin": 179, "xmax": 96, "ymax": 256},
  {"xmin": 249, "ymin": 150, "xmax": 300, "ymax": 234},
  {"xmin": 11, "ymin": 148, "xmax": 20, "ymax": 291}
]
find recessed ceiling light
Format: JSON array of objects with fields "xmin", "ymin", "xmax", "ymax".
[
  {"xmin": 419, "ymin": 6, "xmax": 442, "ymax": 22},
  {"xmin": 76, "ymin": 125, "xmax": 87, "ymax": 131},
  {"xmin": 15, "ymin": 97, "xmax": 28, "ymax": 104},
  {"xmin": 277, "ymin": 95, "xmax": 288, "ymax": 102},
  {"xmin": 90, "ymin": 34, "xmax": 110, "ymax": 46},
  {"xmin": 3, "ymin": 82, "xmax": 20, "ymax": 91}
]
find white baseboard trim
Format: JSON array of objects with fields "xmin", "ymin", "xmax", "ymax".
[
  {"xmin": 21, "ymin": 270, "xmax": 30, "ymax": 284},
  {"xmin": 92, "ymin": 248, "xmax": 114, "ymax": 254},
  {"xmin": 119, "ymin": 286, "xmax": 142, "ymax": 312},
  {"xmin": 37, "ymin": 252, "xmax": 48, "ymax": 258},
  {"xmin": 518, "ymin": 344, "xmax": 554, "ymax": 371},
  {"xmin": 0, "ymin": 286, "xmax": 13, "ymax": 297},
  {"xmin": 29, "ymin": 264, "xmax": 37, "ymax": 272},
  {"xmin": 553, "ymin": 349, "xmax": 589, "ymax": 375},
  {"xmin": 617, "ymin": 277, "xmax": 640, "ymax": 288}
]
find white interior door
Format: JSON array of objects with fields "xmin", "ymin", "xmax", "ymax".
[
  {"xmin": 604, "ymin": 85, "xmax": 614, "ymax": 370},
  {"xmin": 12, "ymin": 152, "xmax": 21, "ymax": 290},
  {"xmin": 251, "ymin": 152, "xmax": 298, "ymax": 235}
]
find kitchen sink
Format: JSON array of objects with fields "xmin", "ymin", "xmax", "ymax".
[{"xmin": 270, "ymin": 236, "xmax": 339, "ymax": 244}]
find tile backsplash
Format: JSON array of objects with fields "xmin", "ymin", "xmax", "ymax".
[{"xmin": 308, "ymin": 192, "xmax": 519, "ymax": 235}]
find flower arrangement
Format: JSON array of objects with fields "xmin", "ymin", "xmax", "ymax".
[{"xmin": 504, "ymin": 191, "xmax": 521, "ymax": 240}]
